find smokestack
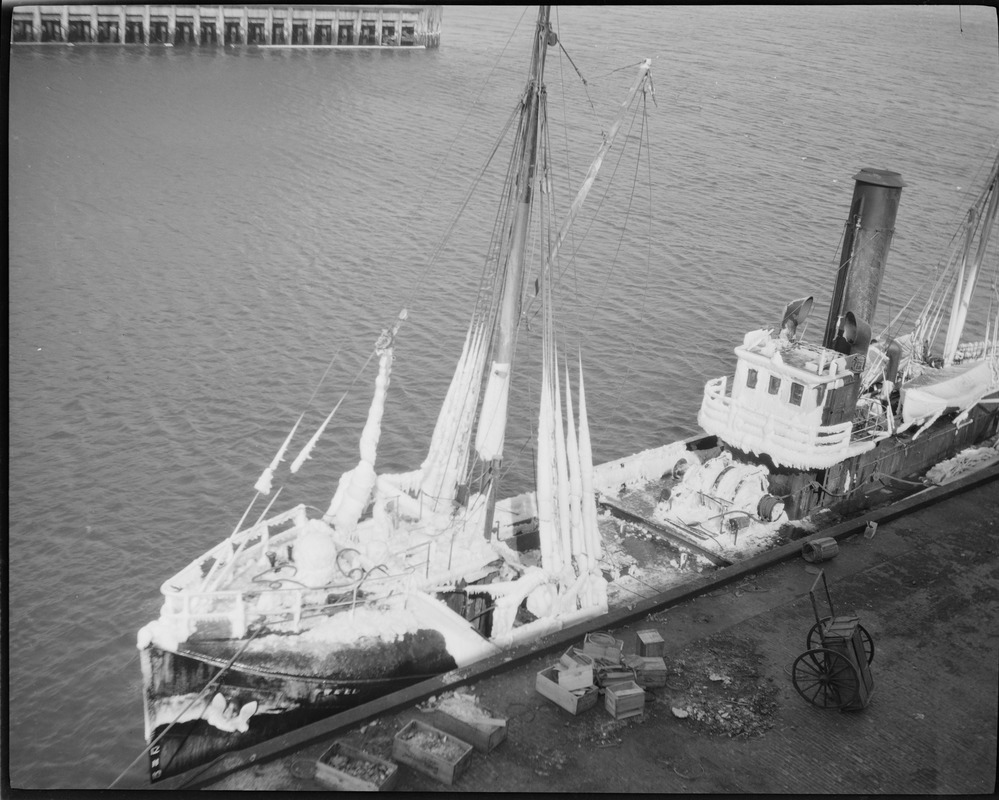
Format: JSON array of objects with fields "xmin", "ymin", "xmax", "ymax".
[{"xmin": 823, "ymin": 168, "xmax": 905, "ymax": 350}]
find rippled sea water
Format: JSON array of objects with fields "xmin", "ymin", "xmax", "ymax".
[{"xmin": 7, "ymin": 5, "xmax": 998, "ymax": 788}]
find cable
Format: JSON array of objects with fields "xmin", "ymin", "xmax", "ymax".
[{"xmin": 108, "ymin": 625, "xmax": 264, "ymax": 789}]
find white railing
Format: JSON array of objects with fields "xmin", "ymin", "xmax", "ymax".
[{"xmin": 699, "ymin": 375, "xmax": 879, "ymax": 468}]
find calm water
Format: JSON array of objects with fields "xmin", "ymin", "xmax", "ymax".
[{"xmin": 8, "ymin": 5, "xmax": 998, "ymax": 788}]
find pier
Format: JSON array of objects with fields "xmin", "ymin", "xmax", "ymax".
[{"xmin": 10, "ymin": 5, "xmax": 442, "ymax": 48}]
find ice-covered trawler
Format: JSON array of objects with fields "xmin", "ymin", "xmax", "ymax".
[
  {"xmin": 134, "ymin": 5, "xmax": 999, "ymax": 778},
  {"xmin": 651, "ymin": 161, "xmax": 999, "ymax": 539},
  {"xmin": 137, "ymin": 8, "xmax": 657, "ymax": 783}
]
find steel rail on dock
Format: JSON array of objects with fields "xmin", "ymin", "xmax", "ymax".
[{"xmin": 139, "ymin": 463, "xmax": 998, "ymax": 791}]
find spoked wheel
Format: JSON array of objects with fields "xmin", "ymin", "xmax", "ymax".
[
  {"xmin": 792, "ymin": 648, "xmax": 860, "ymax": 710},
  {"xmin": 806, "ymin": 618, "xmax": 875, "ymax": 665}
]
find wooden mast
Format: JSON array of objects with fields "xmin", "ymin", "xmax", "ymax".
[{"xmin": 477, "ymin": 5, "xmax": 552, "ymax": 537}]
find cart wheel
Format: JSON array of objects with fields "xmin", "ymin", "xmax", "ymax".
[
  {"xmin": 792, "ymin": 648, "xmax": 860, "ymax": 710},
  {"xmin": 806, "ymin": 618, "xmax": 875, "ymax": 665}
]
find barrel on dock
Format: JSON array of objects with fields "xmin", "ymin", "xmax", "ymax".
[{"xmin": 11, "ymin": 5, "xmax": 442, "ymax": 48}]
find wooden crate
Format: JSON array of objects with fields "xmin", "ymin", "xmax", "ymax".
[
  {"xmin": 596, "ymin": 665, "xmax": 636, "ymax": 690},
  {"xmin": 392, "ymin": 719, "xmax": 474, "ymax": 786},
  {"xmin": 315, "ymin": 741, "xmax": 399, "ymax": 791},
  {"xmin": 556, "ymin": 647, "xmax": 595, "ymax": 691},
  {"xmin": 623, "ymin": 654, "xmax": 668, "ymax": 688},
  {"xmin": 583, "ymin": 632, "xmax": 624, "ymax": 662},
  {"xmin": 430, "ymin": 708, "xmax": 507, "ymax": 754},
  {"xmin": 636, "ymin": 629, "xmax": 665, "ymax": 658},
  {"xmin": 536, "ymin": 666, "xmax": 599, "ymax": 715},
  {"xmin": 604, "ymin": 680, "xmax": 646, "ymax": 720}
]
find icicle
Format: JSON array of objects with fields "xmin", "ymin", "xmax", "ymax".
[
  {"xmin": 577, "ymin": 353, "xmax": 601, "ymax": 566},
  {"xmin": 564, "ymin": 363, "xmax": 586, "ymax": 573},
  {"xmin": 552, "ymin": 356, "xmax": 573, "ymax": 573},
  {"xmin": 290, "ymin": 396, "xmax": 345, "ymax": 474},
  {"xmin": 536, "ymin": 362, "xmax": 561, "ymax": 573},
  {"xmin": 254, "ymin": 415, "xmax": 304, "ymax": 495}
]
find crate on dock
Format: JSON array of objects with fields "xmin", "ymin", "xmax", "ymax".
[
  {"xmin": 392, "ymin": 719, "xmax": 474, "ymax": 786},
  {"xmin": 556, "ymin": 647, "xmax": 595, "ymax": 691},
  {"xmin": 623, "ymin": 654, "xmax": 668, "ymax": 688},
  {"xmin": 583, "ymin": 632, "xmax": 624, "ymax": 662},
  {"xmin": 429, "ymin": 708, "xmax": 507, "ymax": 754},
  {"xmin": 596, "ymin": 664, "xmax": 637, "ymax": 690},
  {"xmin": 636, "ymin": 629, "xmax": 665, "ymax": 658},
  {"xmin": 536, "ymin": 666, "xmax": 599, "ymax": 715},
  {"xmin": 315, "ymin": 741, "xmax": 399, "ymax": 791},
  {"xmin": 604, "ymin": 680, "xmax": 646, "ymax": 720}
]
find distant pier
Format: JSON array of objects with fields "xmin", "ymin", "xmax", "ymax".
[{"xmin": 10, "ymin": 5, "xmax": 442, "ymax": 48}]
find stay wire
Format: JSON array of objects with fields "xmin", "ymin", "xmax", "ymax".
[{"xmin": 108, "ymin": 625, "xmax": 264, "ymax": 789}]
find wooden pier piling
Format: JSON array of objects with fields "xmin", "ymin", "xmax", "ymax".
[{"xmin": 10, "ymin": 5, "xmax": 442, "ymax": 48}]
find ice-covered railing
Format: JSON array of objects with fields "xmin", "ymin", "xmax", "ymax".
[
  {"xmin": 699, "ymin": 376, "xmax": 888, "ymax": 469},
  {"xmin": 155, "ymin": 503, "xmax": 439, "ymax": 643},
  {"xmin": 158, "ymin": 564, "xmax": 420, "ymax": 643}
]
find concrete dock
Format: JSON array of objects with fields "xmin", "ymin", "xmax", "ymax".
[{"xmin": 198, "ymin": 475, "xmax": 997, "ymax": 793}]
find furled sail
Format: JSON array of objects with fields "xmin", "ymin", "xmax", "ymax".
[{"xmin": 418, "ymin": 321, "xmax": 489, "ymax": 510}]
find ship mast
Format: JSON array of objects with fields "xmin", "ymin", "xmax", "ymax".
[{"xmin": 474, "ymin": 5, "xmax": 552, "ymax": 532}]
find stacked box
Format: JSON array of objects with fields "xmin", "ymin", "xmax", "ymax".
[
  {"xmin": 536, "ymin": 666, "xmax": 599, "ymax": 715},
  {"xmin": 315, "ymin": 742, "xmax": 399, "ymax": 791},
  {"xmin": 623, "ymin": 654, "xmax": 668, "ymax": 688},
  {"xmin": 604, "ymin": 680, "xmax": 646, "ymax": 720},
  {"xmin": 636, "ymin": 629, "xmax": 665, "ymax": 658},
  {"xmin": 392, "ymin": 720, "xmax": 474, "ymax": 786}
]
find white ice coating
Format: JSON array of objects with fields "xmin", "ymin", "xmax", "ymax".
[
  {"xmin": 552, "ymin": 362, "xmax": 573, "ymax": 574},
  {"xmin": 536, "ymin": 366, "xmax": 561, "ymax": 574},
  {"xmin": 324, "ymin": 347, "xmax": 393, "ymax": 534},
  {"xmin": 475, "ymin": 362, "xmax": 511, "ymax": 461},
  {"xmin": 564, "ymin": 364, "xmax": 586, "ymax": 571},
  {"xmin": 575, "ymin": 358, "xmax": 605, "ymax": 609},
  {"xmin": 419, "ymin": 322, "xmax": 488, "ymax": 511},
  {"xmin": 254, "ymin": 417, "xmax": 303, "ymax": 495}
]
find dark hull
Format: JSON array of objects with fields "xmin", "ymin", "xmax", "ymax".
[
  {"xmin": 735, "ymin": 399, "xmax": 999, "ymax": 521},
  {"xmin": 142, "ymin": 628, "xmax": 458, "ymax": 782}
]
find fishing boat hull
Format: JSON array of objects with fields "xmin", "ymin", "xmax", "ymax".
[{"xmin": 140, "ymin": 627, "xmax": 460, "ymax": 782}]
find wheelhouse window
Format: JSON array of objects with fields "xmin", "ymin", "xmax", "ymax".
[
  {"xmin": 746, "ymin": 368, "xmax": 758, "ymax": 389},
  {"xmin": 790, "ymin": 382, "xmax": 804, "ymax": 406},
  {"xmin": 768, "ymin": 375, "xmax": 781, "ymax": 395}
]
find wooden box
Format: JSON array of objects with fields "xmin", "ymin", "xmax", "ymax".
[
  {"xmin": 315, "ymin": 741, "xmax": 399, "ymax": 791},
  {"xmin": 430, "ymin": 708, "xmax": 507, "ymax": 754},
  {"xmin": 556, "ymin": 647, "xmax": 595, "ymax": 691},
  {"xmin": 583, "ymin": 632, "xmax": 624, "ymax": 662},
  {"xmin": 604, "ymin": 680, "xmax": 646, "ymax": 720},
  {"xmin": 596, "ymin": 665, "xmax": 637, "ymax": 690},
  {"xmin": 392, "ymin": 719, "xmax": 474, "ymax": 786},
  {"xmin": 636, "ymin": 629, "xmax": 665, "ymax": 658},
  {"xmin": 623, "ymin": 654, "xmax": 668, "ymax": 688},
  {"xmin": 536, "ymin": 666, "xmax": 599, "ymax": 715}
]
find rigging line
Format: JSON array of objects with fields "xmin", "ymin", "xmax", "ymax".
[
  {"xmin": 524, "ymin": 79, "xmax": 650, "ymax": 328},
  {"xmin": 552, "ymin": 6, "xmax": 595, "ymax": 113},
  {"xmin": 402, "ymin": 99, "xmax": 524, "ymax": 314},
  {"xmin": 107, "ymin": 626, "xmax": 265, "ymax": 789},
  {"xmin": 599, "ymin": 91, "xmax": 654, "ymax": 390},
  {"xmin": 396, "ymin": 4, "xmax": 530, "ymax": 284}
]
